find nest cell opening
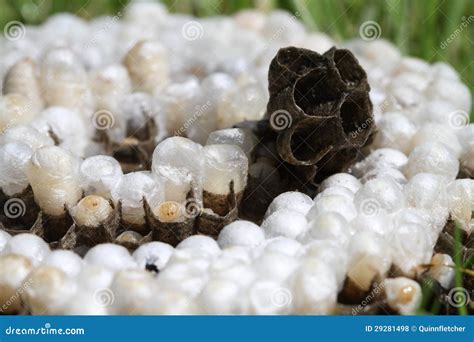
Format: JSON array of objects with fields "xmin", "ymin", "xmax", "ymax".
[
  {"xmin": 333, "ymin": 49, "xmax": 367, "ymax": 88},
  {"xmin": 339, "ymin": 92, "xmax": 372, "ymax": 145}
]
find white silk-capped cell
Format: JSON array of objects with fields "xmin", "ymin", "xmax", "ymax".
[
  {"xmin": 373, "ymin": 112, "xmax": 416, "ymax": 153},
  {"xmin": 0, "ymin": 93, "xmax": 38, "ymax": 131},
  {"xmin": 314, "ymin": 185, "xmax": 355, "ymax": 201},
  {"xmin": 123, "ymin": 40, "xmax": 169, "ymax": 94},
  {"xmin": 206, "ymin": 128, "xmax": 257, "ymax": 160},
  {"xmin": 133, "ymin": 242, "xmax": 175, "ymax": 272},
  {"xmin": 351, "ymin": 148, "xmax": 408, "ymax": 177},
  {"xmin": 264, "ymin": 191, "xmax": 313, "ymax": 218},
  {"xmin": 0, "ymin": 254, "xmax": 34, "ymax": 313},
  {"xmin": 261, "ymin": 209, "xmax": 308, "ymax": 240},
  {"xmin": 0, "ymin": 142, "xmax": 33, "ymax": 196},
  {"xmin": 40, "ymin": 48, "xmax": 95, "ymax": 117},
  {"xmin": 22, "ymin": 266, "xmax": 77, "ymax": 315},
  {"xmin": 90, "ymin": 63, "xmax": 132, "ymax": 114},
  {"xmin": 288, "ymin": 258, "xmax": 338, "ymax": 315},
  {"xmin": 447, "ymin": 179, "xmax": 474, "ymax": 233},
  {"xmin": 410, "ymin": 123, "xmax": 462, "ymax": 157},
  {"xmin": 217, "ymin": 220, "xmax": 265, "ymax": 249},
  {"xmin": 404, "ymin": 142, "xmax": 459, "ymax": 180},
  {"xmin": 304, "ymin": 212, "xmax": 352, "ymax": 246},
  {"xmin": 261, "ymin": 237, "xmax": 302, "ymax": 258},
  {"xmin": 176, "ymin": 235, "xmax": 221, "ymax": 256},
  {"xmin": 111, "ymin": 172, "xmax": 164, "ymax": 225},
  {"xmin": 0, "ymin": 230, "xmax": 11, "ymax": 253},
  {"xmin": 347, "ymin": 230, "xmax": 391, "ymax": 291},
  {"xmin": 403, "ymin": 173, "xmax": 449, "ymax": 232},
  {"xmin": 151, "ymin": 136, "xmax": 203, "ymax": 203},
  {"xmin": 307, "ymin": 194, "xmax": 357, "ymax": 222},
  {"xmin": 109, "ymin": 269, "xmax": 156, "ymax": 315},
  {"xmin": 360, "ymin": 167, "xmax": 407, "ymax": 186},
  {"xmin": 42, "ymin": 250, "xmax": 84, "ymax": 278},
  {"xmin": 252, "ymin": 251, "xmax": 299, "ymax": 282},
  {"xmin": 319, "ymin": 173, "xmax": 362, "ymax": 194},
  {"xmin": 84, "ymin": 243, "xmax": 136, "ymax": 271},
  {"xmin": 3, "ymin": 57, "xmax": 43, "ymax": 112},
  {"xmin": 31, "ymin": 106, "xmax": 89, "ymax": 156},
  {"xmin": 202, "ymin": 144, "xmax": 248, "ymax": 195},
  {"xmin": 424, "ymin": 77, "xmax": 472, "ymax": 114},
  {"xmin": 26, "ymin": 146, "xmax": 82, "ymax": 216},
  {"xmin": 79, "ymin": 155, "xmax": 123, "ymax": 199},
  {"xmin": 353, "ymin": 178, "xmax": 406, "ymax": 216},
  {"xmin": 1, "ymin": 233, "xmax": 50, "ymax": 266},
  {"xmin": 0, "ymin": 125, "xmax": 54, "ymax": 150}
]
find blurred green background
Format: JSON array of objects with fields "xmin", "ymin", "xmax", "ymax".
[{"xmin": 1, "ymin": 0, "xmax": 473, "ymax": 117}]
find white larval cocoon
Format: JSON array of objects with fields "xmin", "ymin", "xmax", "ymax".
[
  {"xmin": 217, "ymin": 78, "xmax": 267, "ymax": 129},
  {"xmin": 354, "ymin": 178, "xmax": 406, "ymax": 216},
  {"xmin": 133, "ymin": 241, "xmax": 174, "ymax": 272},
  {"xmin": 253, "ymin": 251, "xmax": 299, "ymax": 282},
  {"xmin": 389, "ymin": 223, "xmax": 432, "ymax": 277},
  {"xmin": 351, "ymin": 148, "xmax": 408, "ymax": 177},
  {"xmin": 40, "ymin": 48, "xmax": 94, "ymax": 118},
  {"xmin": 361, "ymin": 167, "xmax": 407, "ymax": 186},
  {"xmin": 219, "ymin": 246, "xmax": 253, "ymax": 264},
  {"xmin": 217, "ymin": 220, "xmax": 264, "ymax": 249},
  {"xmin": 91, "ymin": 64, "xmax": 131, "ymax": 114},
  {"xmin": 0, "ymin": 142, "xmax": 33, "ymax": 196},
  {"xmin": 288, "ymin": 258, "xmax": 337, "ymax": 315},
  {"xmin": 347, "ymin": 230, "xmax": 391, "ymax": 291},
  {"xmin": 447, "ymin": 179, "xmax": 474, "ymax": 233},
  {"xmin": 31, "ymin": 106, "xmax": 89, "ymax": 156},
  {"xmin": 319, "ymin": 173, "xmax": 362, "ymax": 194},
  {"xmin": 111, "ymin": 171, "xmax": 164, "ymax": 225},
  {"xmin": 139, "ymin": 288, "xmax": 197, "ymax": 315},
  {"xmin": 203, "ymin": 144, "xmax": 248, "ymax": 194},
  {"xmin": 42, "ymin": 250, "xmax": 83, "ymax": 278},
  {"xmin": 60, "ymin": 290, "xmax": 109, "ymax": 315},
  {"xmin": 79, "ymin": 155, "xmax": 123, "ymax": 199},
  {"xmin": 157, "ymin": 76, "xmax": 201, "ymax": 135},
  {"xmin": 261, "ymin": 209, "xmax": 308, "ymax": 240},
  {"xmin": 206, "ymin": 128, "xmax": 257, "ymax": 160},
  {"xmin": 109, "ymin": 269, "xmax": 156, "ymax": 315},
  {"xmin": 26, "ymin": 146, "xmax": 82, "ymax": 216},
  {"xmin": 76, "ymin": 265, "xmax": 114, "ymax": 293},
  {"xmin": 307, "ymin": 194, "xmax": 357, "ymax": 222},
  {"xmin": 166, "ymin": 248, "xmax": 214, "ymax": 272},
  {"xmin": 152, "ymin": 136, "xmax": 203, "ymax": 203},
  {"xmin": 157, "ymin": 261, "xmax": 208, "ymax": 298},
  {"xmin": 197, "ymin": 278, "xmax": 244, "ymax": 314},
  {"xmin": 84, "ymin": 243, "xmax": 136, "ymax": 271},
  {"xmin": 124, "ymin": 40, "xmax": 169, "ymax": 94},
  {"xmin": 304, "ymin": 212, "xmax": 352, "ymax": 246},
  {"xmin": 70, "ymin": 195, "xmax": 114, "ymax": 227},
  {"xmin": 0, "ymin": 254, "xmax": 34, "ymax": 314},
  {"xmin": 351, "ymin": 212, "xmax": 393, "ymax": 237},
  {"xmin": 264, "ymin": 191, "xmax": 313, "ymax": 219},
  {"xmin": 22, "ymin": 266, "xmax": 77, "ymax": 315},
  {"xmin": 3, "ymin": 57, "xmax": 43, "ymax": 112},
  {"xmin": 384, "ymin": 277, "xmax": 422, "ymax": 315},
  {"xmin": 0, "ymin": 230, "xmax": 11, "ymax": 253},
  {"xmin": 263, "ymin": 237, "xmax": 302, "ymax": 258},
  {"xmin": 303, "ymin": 241, "xmax": 348, "ymax": 289},
  {"xmin": 425, "ymin": 78, "xmax": 471, "ymax": 113},
  {"xmin": 0, "ymin": 125, "xmax": 54, "ymax": 150},
  {"xmin": 246, "ymin": 280, "xmax": 293, "ymax": 315},
  {"xmin": 0, "ymin": 93, "xmax": 38, "ymax": 131},
  {"xmin": 428, "ymin": 253, "xmax": 455, "ymax": 289},
  {"xmin": 177, "ymin": 235, "xmax": 221, "ymax": 256},
  {"xmin": 314, "ymin": 186, "xmax": 355, "ymax": 201},
  {"xmin": 404, "ymin": 173, "xmax": 449, "ymax": 232},
  {"xmin": 410, "ymin": 123, "xmax": 462, "ymax": 158},
  {"xmin": 209, "ymin": 259, "xmax": 256, "ymax": 289},
  {"xmin": 373, "ymin": 112, "xmax": 417, "ymax": 154},
  {"xmin": 2, "ymin": 233, "xmax": 50, "ymax": 266}
]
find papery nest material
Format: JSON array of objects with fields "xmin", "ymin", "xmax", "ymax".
[{"xmin": 263, "ymin": 46, "xmax": 375, "ymax": 185}]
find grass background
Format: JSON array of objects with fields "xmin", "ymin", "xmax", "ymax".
[{"xmin": 0, "ymin": 0, "xmax": 473, "ymax": 119}]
